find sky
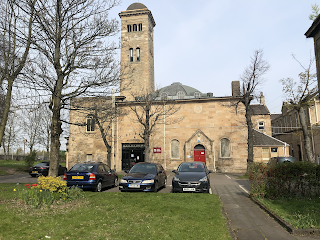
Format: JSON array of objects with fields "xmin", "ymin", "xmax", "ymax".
[{"xmin": 110, "ymin": 0, "xmax": 318, "ymax": 114}]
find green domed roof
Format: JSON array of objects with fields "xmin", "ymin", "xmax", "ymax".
[
  {"xmin": 127, "ymin": 3, "xmax": 147, "ymax": 11},
  {"xmin": 159, "ymin": 82, "xmax": 202, "ymax": 97}
]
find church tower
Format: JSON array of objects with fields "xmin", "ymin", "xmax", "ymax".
[{"xmin": 119, "ymin": 3, "xmax": 156, "ymax": 100}]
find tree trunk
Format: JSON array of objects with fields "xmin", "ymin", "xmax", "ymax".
[
  {"xmin": 96, "ymin": 117, "xmax": 112, "ymax": 167},
  {"xmin": 298, "ymin": 107, "xmax": 315, "ymax": 162},
  {"xmin": 0, "ymin": 78, "xmax": 13, "ymax": 147}
]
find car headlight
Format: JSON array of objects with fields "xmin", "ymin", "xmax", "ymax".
[
  {"xmin": 120, "ymin": 179, "xmax": 127, "ymax": 184},
  {"xmin": 142, "ymin": 179, "xmax": 154, "ymax": 184},
  {"xmin": 173, "ymin": 176, "xmax": 180, "ymax": 181},
  {"xmin": 199, "ymin": 176, "xmax": 208, "ymax": 182}
]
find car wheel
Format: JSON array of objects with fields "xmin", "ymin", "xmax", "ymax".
[
  {"xmin": 95, "ymin": 181, "xmax": 102, "ymax": 192},
  {"xmin": 153, "ymin": 182, "xmax": 158, "ymax": 193},
  {"xmin": 113, "ymin": 178, "xmax": 118, "ymax": 187}
]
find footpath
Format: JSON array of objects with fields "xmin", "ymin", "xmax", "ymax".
[{"xmin": 210, "ymin": 173, "xmax": 320, "ymax": 240}]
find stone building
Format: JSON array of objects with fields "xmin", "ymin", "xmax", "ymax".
[
  {"xmin": 271, "ymin": 96, "xmax": 320, "ymax": 163},
  {"xmin": 66, "ymin": 2, "xmax": 289, "ymax": 172}
]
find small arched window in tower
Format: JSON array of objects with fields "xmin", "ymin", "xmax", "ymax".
[
  {"xmin": 194, "ymin": 92, "xmax": 200, "ymax": 98},
  {"xmin": 138, "ymin": 23, "xmax": 142, "ymax": 31},
  {"xmin": 129, "ymin": 48, "xmax": 133, "ymax": 62},
  {"xmin": 136, "ymin": 48, "xmax": 140, "ymax": 61},
  {"xmin": 133, "ymin": 24, "xmax": 137, "ymax": 31},
  {"xmin": 177, "ymin": 91, "xmax": 185, "ymax": 99},
  {"xmin": 127, "ymin": 25, "xmax": 131, "ymax": 32},
  {"xmin": 171, "ymin": 139, "xmax": 180, "ymax": 159},
  {"xmin": 221, "ymin": 138, "xmax": 230, "ymax": 158}
]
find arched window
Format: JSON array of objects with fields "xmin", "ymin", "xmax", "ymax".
[
  {"xmin": 127, "ymin": 25, "xmax": 131, "ymax": 32},
  {"xmin": 86, "ymin": 116, "xmax": 95, "ymax": 132},
  {"xmin": 136, "ymin": 48, "xmax": 140, "ymax": 61},
  {"xmin": 161, "ymin": 92, "xmax": 168, "ymax": 100},
  {"xmin": 221, "ymin": 138, "xmax": 230, "ymax": 158},
  {"xmin": 138, "ymin": 23, "xmax": 142, "ymax": 31},
  {"xmin": 177, "ymin": 91, "xmax": 185, "ymax": 99},
  {"xmin": 129, "ymin": 48, "xmax": 133, "ymax": 62},
  {"xmin": 133, "ymin": 24, "xmax": 137, "ymax": 31},
  {"xmin": 171, "ymin": 139, "xmax": 180, "ymax": 159}
]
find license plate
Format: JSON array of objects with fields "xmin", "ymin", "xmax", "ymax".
[
  {"xmin": 129, "ymin": 184, "xmax": 140, "ymax": 188},
  {"xmin": 183, "ymin": 188, "xmax": 195, "ymax": 191},
  {"xmin": 72, "ymin": 176, "xmax": 84, "ymax": 180},
  {"xmin": 32, "ymin": 171, "xmax": 38, "ymax": 173}
]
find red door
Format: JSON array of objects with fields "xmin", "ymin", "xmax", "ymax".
[{"xmin": 194, "ymin": 149, "xmax": 206, "ymax": 163}]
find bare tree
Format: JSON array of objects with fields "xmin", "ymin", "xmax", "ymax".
[
  {"xmin": 26, "ymin": 0, "xmax": 121, "ymax": 176},
  {"xmin": 38, "ymin": 104, "xmax": 52, "ymax": 160},
  {"xmin": 280, "ymin": 57, "xmax": 317, "ymax": 162},
  {"xmin": 0, "ymin": 0, "xmax": 36, "ymax": 147},
  {"xmin": 2, "ymin": 110, "xmax": 19, "ymax": 159},
  {"xmin": 129, "ymin": 91, "xmax": 181, "ymax": 163},
  {"xmin": 236, "ymin": 49, "xmax": 270, "ymax": 165}
]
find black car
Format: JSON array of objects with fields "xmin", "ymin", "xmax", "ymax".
[
  {"xmin": 119, "ymin": 162, "xmax": 167, "ymax": 192},
  {"xmin": 29, "ymin": 162, "xmax": 67, "ymax": 177},
  {"xmin": 63, "ymin": 162, "xmax": 118, "ymax": 192},
  {"xmin": 172, "ymin": 162, "xmax": 211, "ymax": 193}
]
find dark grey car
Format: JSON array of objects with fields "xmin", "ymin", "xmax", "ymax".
[{"xmin": 172, "ymin": 162, "xmax": 211, "ymax": 193}]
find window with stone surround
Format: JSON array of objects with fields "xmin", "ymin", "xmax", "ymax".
[
  {"xmin": 129, "ymin": 48, "xmax": 133, "ymax": 62},
  {"xmin": 133, "ymin": 24, "xmax": 137, "ymax": 31},
  {"xmin": 127, "ymin": 25, "xmax": 131, "ymax": 32},
  {"xmin": 171, "ymin": 139, "xmax": 180, "ymax": 159},
  {"xmin": 220, "ymin": 138, "xmax": 230, "ymax": 158},
  {"xmin": 138, "ymin": 23, "xmax": 142, "ymax": 31},
  {"xmin": 258, "ymin": 121, "xmax": 264, "ymax": 132},
  {"xmin": 136, "ymin": 48, "xmax": 140, "ymax": 61},
  {"xmin": 86, "ymin": 116, "xmax": 95, "ymax": 132}
]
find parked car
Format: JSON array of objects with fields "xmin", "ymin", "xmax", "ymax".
[
  {"xmin": 268, "ymin": 156, "xmax": 296, "ymax": 165},
  {"xmin": 63, "ymin": 162, "xmax": 118, "ymax": 192},
  {"xmin": 119, "ymin": 162, "xmax": 167, "ymax": 192},
  {"xmin": 172, "ymin": 162, "xmax": 211, "ymax": 193},
  {"xmin": 29, "ymin": 162, "xmax": 66, "ymax": 177}
]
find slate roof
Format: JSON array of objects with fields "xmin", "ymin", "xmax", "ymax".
[
  {"xmin": 253, "ymin": 129, "xmax": 287, "ymax": 146},
  {"xmin": 270, "ymin": 114, "xmax": 282, "ymax": 121},
  {"xmin": 249, "ymin": 104, "xmax": 270, "ymax": 115}
]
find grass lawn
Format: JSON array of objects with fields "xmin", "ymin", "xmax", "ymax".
[
  {"xmin": 0, "ymin": 183, "xmax": 232, "ymax": 240},
  {"xmin": 257, "ymin": 197, "xmax": 320, "ymax": 229}
]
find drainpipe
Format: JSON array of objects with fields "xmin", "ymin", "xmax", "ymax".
[
  {"xmin": 212, "ymin": 140, "xmax": 216, "ymax": 172},
  {"xmin": 163, "ymin": 104, "xmax": 166, "ymax": 169}
]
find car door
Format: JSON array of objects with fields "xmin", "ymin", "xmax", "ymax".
[
  {"xmin": 97, "ymin": 164, "xmax": 108, "ymax": 187},
  {"xmin": 104, "ymin": 165, "xmax": 113, "ymax": 186}
]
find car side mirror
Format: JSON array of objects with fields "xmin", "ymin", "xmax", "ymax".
[
  {"xmin": 158, "ymin": 170, "xmax": 162, "ymax": 174},
  {"xmin": 124, "ymin": 170, "xmax": 128, "ymax": 173}
]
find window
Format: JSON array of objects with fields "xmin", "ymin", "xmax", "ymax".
[
  {"xmin": 194, "ymin": 92, "xmax": 200, "ymax": 98},
  {"xmin": 177, "ymin": 91, "xmax": 185, "ymax": 99},
  {"xmin": 138, "ymin": 23, "xmax": 142, "ymax": 31},
  {"xmin": 136, "ymin": 48, "xmax": 140, "ymax": 61},
  {"xmin": 221, "ymin": 138, "xmax": 230, "ymax": 158},
  {"xmin": 129, "ymin": 48, "xmax": 133, "ymax": 62},
  {"xmin": 86, "ymin": 116, "xmax": 95, "ymax": 132},
  {"xmin": 258, "ymin": 121, "xmax": 264, "ymax": 132},
  {"xmin": 133, "ymin": 24, "xmax": 137, "ymax": 31},
  {"xmin": 127, "ymin": 25, "xmax": 131, "ymax": 32},
  {"xmin": 171, "ymin": 140, "xmax": 180, "ymax": 159},
  {"xmin": 86, "ymin": 154, "xmax": 92, "ymax": 162},
  {"xmin": 262, "ymin": 148, "xmax": 269, "ymax": 160},
  {"xmin": 160, "ymin": 92, "xmax": 168, "ymax": 100},
  {"xmin": 295, "ymin": 112, "xmax": 298, "ymax": 127}
]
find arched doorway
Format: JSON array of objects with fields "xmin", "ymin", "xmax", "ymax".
[{"xmin": 194, "ymin": 144, "xmax": 205, "ymax": 163}]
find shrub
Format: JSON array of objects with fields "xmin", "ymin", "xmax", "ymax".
[{"xmin": 24, "ymin": 150, "xmax": 37, "ymax": 168}]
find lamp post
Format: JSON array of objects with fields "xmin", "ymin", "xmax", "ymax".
[{"xmin": 23, "ymin": 139, "xmax": 27, "ymax": 156}]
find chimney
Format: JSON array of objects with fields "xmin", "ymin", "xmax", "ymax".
[
  {"xmin": 232, "ymin": 81, "xmax": 240, "ymax": 96},
  {"xmin": 260, "ymin": 92, "xmax": 265, "ymax": 105}
]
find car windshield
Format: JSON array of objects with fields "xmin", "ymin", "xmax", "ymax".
[
  {"xmin": 177, "ymin": 163, "xmax": 205, "ymax": 172},
  {"xmin": 34, "ymin": 162, "xmax": 49, "ymax": 167},
  {"xmin": 129, "ymin": 164, "xmax": 156, "ymax": 174},
  {"xmin": 69, "ymin": 164, "xmax": 95, "ymax": 173}
]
